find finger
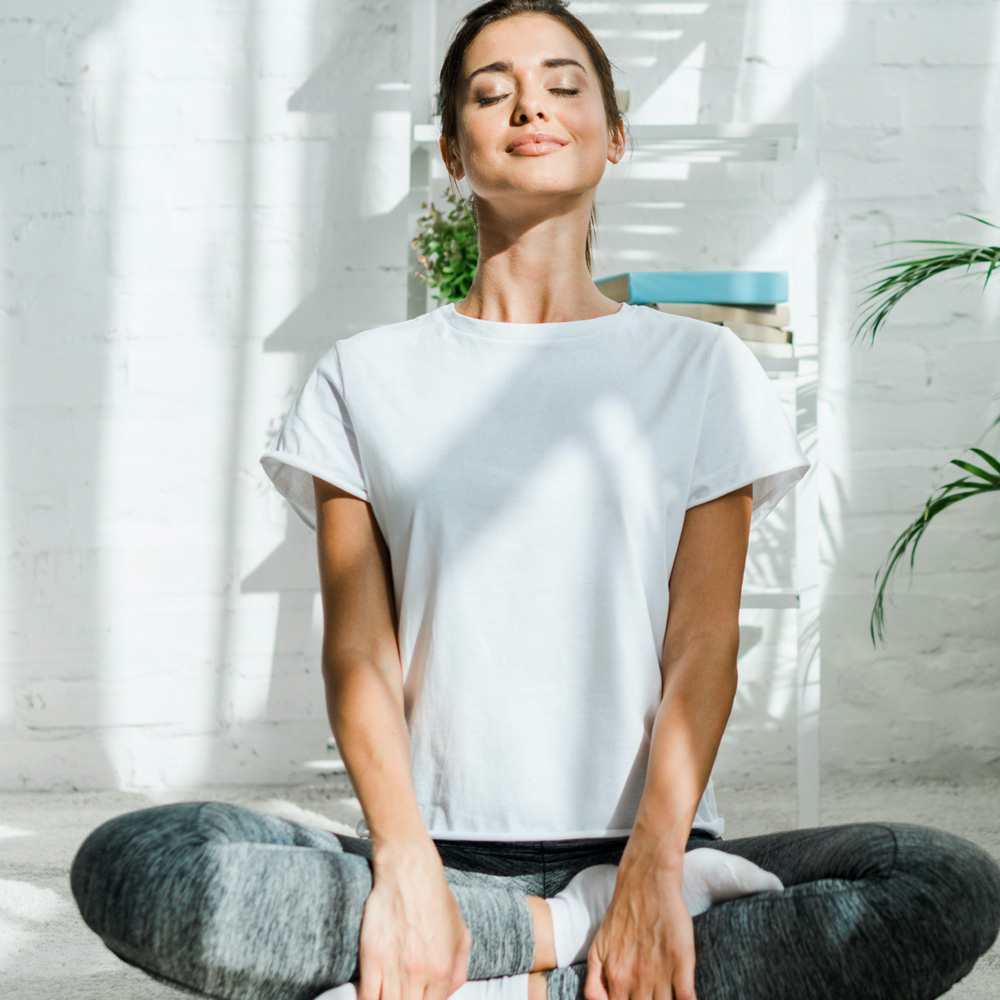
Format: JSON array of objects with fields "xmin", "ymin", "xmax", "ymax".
[
  {"xmin": 619, "ymin": 971, "xmax": 646, "ymax": 1000},
  {"xmin": 619, "ymin": 955, "xmax": 656, "ymax": 1000},
  {"xmin": 425, "ymin": 957, "xmax": 461, "ymax": 1000},
  {"xmin": 357, "ymin": 959, "xmax": 382, "ymax": 1000},
  {"xmin": 673, "ymin": 956, "xmax": 697, "ymax": 1000},
  {"xmin": 412, "ymin": 957, "xmax": 441, "ymax": 1000},
  {"xmin": 671, "ymin": 919, "xmax": 697, "ymax": 1000},
  {"xmin": 641, "ymin": 974, "xmax": 667, "ymax": 1000},
  {"xmin": 604, "ymin": 964, "xmax": 627, "ymax": 1000},
  {"xmin": 425, "ymin": 961, "xmax": 448, "ymax": 1000},
  {"xmin": 584, "ymin": 948, "xmax": 610, "ymax": 1000},
  {"xmin": 671, "ymin": 966, "xmax": 697, "ymax": 1000},
  {"xmin": 454, "ymin": 929, "xmax": 472, "ymax": 987},
  {"xmin": 399, "ymin": 964, "xmax": 424, "ymax": 1000},
  {"xmin": 422, "ymin": 972, "xmax": 447, "ymax": 1000},
  {"xmin": 378, "ymin": 959, "xmax": 406, "ymax": 1000},
  {"xmin": 445, "ymin": 947, "xmax": 470, "ymax": 998},
  {"xmin": 671, "ymin": 950, "xmax": 698, "ymax": 1000}
]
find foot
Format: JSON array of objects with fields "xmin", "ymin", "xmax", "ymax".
[
  {"xmin": 541, "ymin": 849, "xmax": 786, "ymax": 969},
  {"xmin": 312, "ymin": 975, "xmax": 532, "ymax": 1000},
  {"xmin": 681, "ymin": 847, "xmax": 785, "ymax": 917}
]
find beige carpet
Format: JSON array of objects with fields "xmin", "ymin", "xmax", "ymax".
[{"xmin": 3, "ymin": 775, "xmax": 999, "ymax": 999}]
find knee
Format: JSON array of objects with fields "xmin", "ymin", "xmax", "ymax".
[
  {"xmin": 69, "ymin": 800, "xmax": 317, "ymax": 940},
  {"xmin": 884, "ymin": 821, "xmax": 1000, "ymax": 961},
  {"xmin": 70, "ymin": 802, "xmax": 218, "ymax": 937},
  {"xmin": 71, "ymin": 810, "xmax": 135, "ymax": 936}
]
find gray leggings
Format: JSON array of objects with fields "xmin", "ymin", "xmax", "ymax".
[{"xmin": 69, "ymin": 801, "xmax": 1000, "ymax": 1000}]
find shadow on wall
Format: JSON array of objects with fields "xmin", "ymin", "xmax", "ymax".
[
  {"xmin": 228, "ymin": 3, "xmax": 418, "ymax": 783},
  {"xmin": 6, "ymin": 0, "xmax": 996, "ymax": 792},
  {"xmin": 2, "ymin": 1, "xmax": 126, "ymax": 789},
  {"xmin": 244, "ymin": 0, "xmax": 823, "ymax": 784}
]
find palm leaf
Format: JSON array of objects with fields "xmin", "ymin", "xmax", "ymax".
[
  {"xmin": 851, "ymin": 213, "xmax": 1000, "ymax": 347},
  {"xmin": 870, "ymin": 450, "xmax": 1000, "ymax": 646},
  {"xmin": 848, "ymin": 214, "xmax": 1000, "ymax": 645}
]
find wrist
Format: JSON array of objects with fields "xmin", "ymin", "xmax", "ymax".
[
  {"xmin": 622, "ymin": 817, "xmax": 689, "ymax": 873},
  {"xmin": 371, "ymin": 833, "xmax": 441, "ymax": 873}
]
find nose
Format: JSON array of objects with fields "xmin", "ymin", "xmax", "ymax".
[{"xmin": 512, "ymin": 85, "xmax": 550, "ymax": 124}]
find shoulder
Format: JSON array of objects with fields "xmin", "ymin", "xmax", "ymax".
[
  {"xmin": 632, "ymin": 302, "xmax": 723, "ymax": 337},
  {"xmin": 630, "ymin": 303, "xmax": 733, "ymax": 362},
  {"xmin": 332, "ymin": 311, "xmax": 438, "ymax": 364},
  {"xmin": 302, "ymin": 311, "xmax": 436, "ymax": 385}
]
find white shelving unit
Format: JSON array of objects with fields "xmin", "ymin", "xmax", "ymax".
[
  {"xmin": 411, "ymin": 120, "xmax": 798, "ymax": 164},
  {"xmin": 400, "ymin": 0, "xmax": 820, "ymax": 830}
]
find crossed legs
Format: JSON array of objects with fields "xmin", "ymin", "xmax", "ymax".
[{"xmin": 70, "ymin": 802, "xmax": 1000, "ymax": 1000}]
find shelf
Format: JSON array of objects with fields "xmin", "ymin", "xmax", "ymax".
[
  {"xmin": 413, "ymin": 121, "xmax": 798, "ymax": 164},
  {"xmin": 304, "ymin": 740, "xmax": 347, "ymax": 777},
  {"xmin": 757, "ymin": 356, "xmax": 799, "ymax": 374},
  {"xmin": 629, "ymin": 123, "xmax": 797, "ymax": 163},
  {"xmin": 741, "ymin": 588, "xmax": 802, "ymax": 610},
  {"xmin": 302, "ymin": 758, "xmax": 347, "ymax": 775}
]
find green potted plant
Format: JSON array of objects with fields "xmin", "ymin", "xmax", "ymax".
[
  {"xmin": 851, "ymin": 213, "xmax": 1000, "ymax": 647},
  {"xmin": 412, "ymin": 187, "xmax": 479, "ymax": 303}
]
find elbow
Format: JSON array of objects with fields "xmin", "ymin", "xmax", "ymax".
[
  {"xmin": 661, "ymin": 626, "xmax": 740, "ymax": 694},
  {"xmin": 321, "ymin": 647, "xmax": 404, "ymax": 706}
]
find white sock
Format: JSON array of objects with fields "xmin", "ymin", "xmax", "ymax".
[
  {"xmin": 313, "ymin": 986, "xmax": 358, "ymax": 1000},
  {"xmin": 680, "ymin": 847, "xmax": 785, "ymax": 917},
  {"xmin": 545, "ymin": 864, "xmax": 619, "ymax": 967},
  {"xmin": 312, "ymin": 973, "xmax": 530, "ymax": 1000},
  {"xmin": 543, "ymin": 851, "xmax": 786, "ymax": 967}
]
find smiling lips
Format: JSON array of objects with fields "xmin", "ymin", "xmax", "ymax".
[{"xmin": 507, "ymin": 132, "xmax": 568, "ymax": 154}]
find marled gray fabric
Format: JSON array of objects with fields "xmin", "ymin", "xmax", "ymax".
[
  {"xmin": 70, "ymin": 802, "xmax": 1000, "ymax": 1000},
  {"xmin": 70, "ymin": 801, "xmax": 540, "ymax": 999},
  {"xmin": 545, "ymin": 821, "xmax": 1000, "ymax": 1000}
]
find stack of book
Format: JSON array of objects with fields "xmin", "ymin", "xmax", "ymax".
[{"xmin": 595, "ymin": 271, "xmax": 794, "ymax": 364}]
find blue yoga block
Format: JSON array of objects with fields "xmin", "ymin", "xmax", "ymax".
[{"xmin": 596, "ymin": 271, "xmax": 788, "ymax": 305}]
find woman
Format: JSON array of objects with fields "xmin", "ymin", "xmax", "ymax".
[{"xmin": 70, "ymin": 3, "xmax": 1000, "ymax": 1000}]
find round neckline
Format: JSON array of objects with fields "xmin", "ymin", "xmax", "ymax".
[{"xmin": 438, "ymin": 301, "xmax": 633, "ymax": 340}]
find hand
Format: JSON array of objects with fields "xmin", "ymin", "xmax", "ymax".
[
  {"xmin": 583, "ymin": 844, "xmax": 698, "ymax": 1000},
  {"xmin": 358, "ymin": 841, "xmax": 473, "ymax": 1000}
]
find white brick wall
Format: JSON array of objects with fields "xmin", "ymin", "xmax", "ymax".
[
  {"xmin": 812, "ymin": 0, "xmax": 1000, "ymax": 783},
  {"xmin": 2, "ymin": 0, "xmax": 998, "ymax": 794}
]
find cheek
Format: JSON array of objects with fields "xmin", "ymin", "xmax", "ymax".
[{"xmin": 573, "ymin": 108, "xmax": 612, "ymax": 147}]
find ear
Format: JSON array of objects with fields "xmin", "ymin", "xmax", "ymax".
[
  {"xmin": 607, "ymin": 119, "xmax": 626, "ymax": 165},
  {"xmin": 439, "ymin": 135, "xmax": 466, "ymax": 181}
]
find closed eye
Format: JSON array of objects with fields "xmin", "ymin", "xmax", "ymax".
[{"xmin": 476, "ymin": 89, "xmax": 579, "ymax": 106}]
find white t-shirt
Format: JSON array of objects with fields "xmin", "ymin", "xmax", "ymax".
[{"xmin": 261, "ymin": 301, "xmax": 811, "ymax": 841}]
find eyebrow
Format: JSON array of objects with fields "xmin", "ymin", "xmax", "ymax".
[{"xmin": 467, "ymin": 57, "xmax": 587, "ymax": 84}]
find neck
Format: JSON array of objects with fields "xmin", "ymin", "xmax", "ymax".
[{"xmin": 455, "ymin": 277, "xmax": 621, "ymax": 325}]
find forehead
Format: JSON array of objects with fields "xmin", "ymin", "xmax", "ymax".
[{"xmin": 463, "ymin": 14, "xmax": 591, "ymax": 82}]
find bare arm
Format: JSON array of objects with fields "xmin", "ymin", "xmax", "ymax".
[
  {"xmin": 314, "ymin": 475, "xmax": 429, "ymax": 854},
  {"xmin": 585, "ymin": 483, "xmax": 753, "ymax": 1000},
  {"xmin": 627, "ymin": 482, "xmax": 750, "ymax": 865},
  {"xmin": 313, "ymin": 476, "xmax": 471, "ymax": 1000}
]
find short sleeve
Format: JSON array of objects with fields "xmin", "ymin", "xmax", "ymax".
[
  {"xmin": 260, "ymin": 343, "xmax": 369, "ymax": 529},
  {"xmin": 686, "ymin": 327, "xmax": 810, "ymax": 532}
]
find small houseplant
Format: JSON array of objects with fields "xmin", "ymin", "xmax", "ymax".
[
  {"xmin": 850, "ymin": 213, "xmax": 1000, "ymax": 647},
  {"xmin": 411, "ymin": 187, "xmax": 479, "ymax": 303}
]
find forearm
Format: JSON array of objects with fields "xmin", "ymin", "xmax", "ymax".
[
  {"xmin": 622, "ymin": 638, "xmax": 739, "ymax": 872},
  {"xmin": 323, "ymin": 651, "xmax": 437, "ymax": 862}
]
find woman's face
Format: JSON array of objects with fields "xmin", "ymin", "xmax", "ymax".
[{"xmin": 443, "ymin": 13, "xmax": 624, "ymax": 211}]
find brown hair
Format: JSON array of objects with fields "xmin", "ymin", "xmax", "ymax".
[{"xmin": 436, "ymin": 0, "xmax": 632, "ymax": 273}]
